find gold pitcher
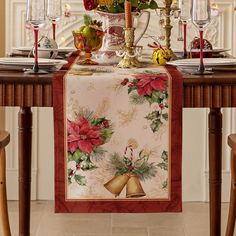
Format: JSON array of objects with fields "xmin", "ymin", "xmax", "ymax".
[{"xmin": 126, "ymin": 174, "xmax": 146, "ymax": 198}]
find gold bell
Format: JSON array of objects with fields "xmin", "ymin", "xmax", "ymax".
[
  {"xmin": 104, "ymin": 174, "xmax": 130, "ymax": 197},
  {"xmin": 126, "ymin": 174, "xmax": 146, "ymax": 198}
]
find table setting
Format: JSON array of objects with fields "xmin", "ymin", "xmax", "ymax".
[
  {"xmin": 0, "ymin": 0, "xmax": 74, "ymax": 73},
  {"xmin": 2, "ymin": 0, "xmax": 236, "ymax": 234},
  {"xmin": 1, "ymin": 0, "xmax": 233, "ymax": 73},
  {"xmin": 4, "ymin": 0, "xmax": 233, "ymax": 214}
]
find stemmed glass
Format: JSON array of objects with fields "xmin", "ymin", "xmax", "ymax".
[
  {"xmin": 179, "ymin": 0, "xmax": 191, "ymax": 58},
  {"xmin": 191, "ymin": 0, "xmax": 212, "ymax": 74},
  {"xmin": 26, "ymin": 0, "xmax": 47, "ymax": 74},
  {"xmin": 46, "ymin": 0, "xmax": 62, "ymax": 41}
]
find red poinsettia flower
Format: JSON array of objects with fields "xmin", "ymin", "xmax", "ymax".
[
  {"xmin": 133, "ymin": 74, "xmax": 168, "ymax": 96},
  {"xmin": 83, "ymin": 0, "xmax": 98, "ymax": 10},
  {"xmin": 67, "ymin": 116, "xmax": 104, "ymax": 154}
]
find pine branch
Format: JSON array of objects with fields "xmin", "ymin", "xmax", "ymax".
[
  {"xmin": 90, "ymin": 147, "xmax": 107, "ymax": 162},
  {"xmin": 110, "ymin": 153, "xmax": 128, "ymax": 175},
  {"xmin": 77, "ymin": 108, "xmax": 94, "ymax": 121},
  {"xmin": 130, "ymin": 93, "xmax": 146, "ymax": 105},
  {"xmin": 134, "ymin": 161, "xmax": 158, "ymax": 181}
]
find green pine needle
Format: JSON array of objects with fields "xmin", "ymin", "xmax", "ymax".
[
  {"xmin": 110, "ymin": 153, "xmax": 128, "ymax": 175},
  {"xmin": 130, "ymin": 93, "xmax": 146, "ymax": 105},
  {"xmin": 83, "ymin": 14, "xmax": 92, "ymax": 26},
  {"xmin": 76, "ymin": 108, "xmax": 94, "ymax": 121},
  {"xmin": 134, "ymin": 161, "xmax": 157, "ymax": 181},
  {"xmin": 90, "ymin": 147, "xmax": 107, "ymax": 162},
  {"xmin": 109, "ymin": 152, "xmax": 158, "ymax": 181}
]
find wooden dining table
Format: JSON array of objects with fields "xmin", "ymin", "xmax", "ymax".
[{"xmin": 0, "ymin": 69, "xmax": 235, "ymax": 236}]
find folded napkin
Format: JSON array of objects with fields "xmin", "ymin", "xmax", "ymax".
[{"xmin": 53, "ymin": 57, "xmax": 182, "ymax": 213}]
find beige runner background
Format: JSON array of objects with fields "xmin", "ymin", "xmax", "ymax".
[{"xmin": 0, "ymin": 0, "xmax": 6, "ymax": 129}]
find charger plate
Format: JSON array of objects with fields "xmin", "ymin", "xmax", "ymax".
[
  {"xmin": 0, "ymin": 57, "xmax": 68, "ymax": 70},
  {"xmin": 167, "ymin": 58, "xmax": 236, "ymax": 68}
]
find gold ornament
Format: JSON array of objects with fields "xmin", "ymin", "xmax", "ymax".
[
  {"xmin": 104, "ymin": 174, "xmax": 130, "ymax": 197},
  {"xmin": 104, "ymin": 173, "xmax": 146, "ymax": 198},
  {"xmin": 126, "ymin": 174, "xmax": 146, "ymax": 198},
  {"xmin": 152, "ymin": 48, "xmax": 171, "ymax": 66}
]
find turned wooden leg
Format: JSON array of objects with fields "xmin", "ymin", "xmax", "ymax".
[
  {"xmin": 0, "ymin": 149, "xmax": 11, "ymax": 236},
  {"xmin": 225, "ymin": 180, "xmax": 236, "ymax": 236},
  {"xmin": 225, "ymin": 135, "xmax": 236, "ymax": 236},
  {"xmin": 18, "ymin": 107, "xmax": 32, "ymax": 236},
  {"xmin": 209, "ymin": 108, "xmax": 222, "ymax": 236}
]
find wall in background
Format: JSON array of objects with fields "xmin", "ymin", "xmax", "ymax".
[{"xmin": 0, "ymin": 0, "xmax": 5, "ymax": 130}]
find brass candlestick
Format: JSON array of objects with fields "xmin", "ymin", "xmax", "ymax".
[
  {"xmin": 157, "ymin": 0, "xmax": 179, "ymax": 51},
  {"xmin": 117, "ymin": 28, "xmax": 141, "ymax": 68}
]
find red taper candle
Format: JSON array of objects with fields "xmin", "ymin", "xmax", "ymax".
[{"xmin": 125, "ymin": 0, "xmax": 132, "ymax": 28}]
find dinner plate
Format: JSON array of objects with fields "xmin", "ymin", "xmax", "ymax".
[
  {"xmin": 0, "ymin": 57, "xmax": 67, "ymax": 65},
  {"xmin": 0, "ymin": 57, "xmax": 68, "ymax": 70},
  {"xmin": 172, "ymin": 48, "xmax": 230, "ymax": 53},
  {"xmin": 13, "ymin": 46, "xmax": 74, "ymax": 53},
  {"xmin": 167, "ymin": 58, "xmax": 236, "ymax": 67}
]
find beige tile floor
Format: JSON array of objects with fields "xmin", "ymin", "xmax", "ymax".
[{"xmin": 2, "ymin": 201, "xmax": 235, "ymax": 236}]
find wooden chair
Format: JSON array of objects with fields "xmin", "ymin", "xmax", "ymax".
[
  {"xmin": 0, "ymin": 131, "xmax": 11, "ymax": 236},
  {"xmin": 226, "ymin": 134, "xmax": 236, "ymax": 236}
]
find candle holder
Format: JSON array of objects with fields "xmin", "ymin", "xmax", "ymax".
[
  {"xmin": 116, "ymin": 28, "xmax": 142, "ymax": 68},
  {"xmin": 156, "ymin": 0, "xmax": 180, "ymax": 51}
]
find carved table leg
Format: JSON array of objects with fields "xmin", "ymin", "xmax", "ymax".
[
  {"xmin": 209, "ymin": 108, "xmax": 222, "ymax": 236},
  {"xmin": 18, "ymin": 107, "xmax": 32, "ymax": 236}
]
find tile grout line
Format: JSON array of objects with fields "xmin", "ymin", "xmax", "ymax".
[
  {"xmin": 34, "ymin": 201, "xmax": 49, "ymax": 236},
  {"xmin": 110, "ymin": 213, "xmax": 113, "ymax": 236},
  {"xmin": 146, "ymin": 226, "xmax": 150, "ymax": 236}
]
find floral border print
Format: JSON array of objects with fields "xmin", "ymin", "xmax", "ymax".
[
  {"xmin": 67, "ymin": 109, "xmax": 113, "ymax": 186},
  {"xmin": 121, "ymin": 71, "xmax": 169, "ymax": 133}
]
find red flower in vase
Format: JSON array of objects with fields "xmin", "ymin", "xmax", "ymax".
[
  {"xmin": 83, "ymin": 0, "xmax": 98, "ymax": 10},
  {"xmin": 134, "ymin": 74, "xmax": 168, "ymax": 96},
  {"xmin": 67, "ymin": 116, "xmax": 104, "ymax": 154}
]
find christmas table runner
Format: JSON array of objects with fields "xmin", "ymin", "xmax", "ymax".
[{"xmin": 53, "ymin": 58, "xmax": 182, "ymax": 213}]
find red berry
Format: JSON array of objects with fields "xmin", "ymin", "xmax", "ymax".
[
  {"xmin": 103, "ymin": 120, "xmax": 109, "ymax": 128},
  {"xmin": 128, "ymin": 165, "xmax": 134, "ymax": 172},
  {"xmin": 159, "ymin": 103, "xmax": 164, "ymax": 109},
  {"xmin": 121, "ymin": 78, "xmax": 129, "ymax": 86}
]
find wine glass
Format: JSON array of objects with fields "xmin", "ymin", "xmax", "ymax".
[
  {"xmin": 46, "ymin": 0, "xmax": 62, "ymax": 41},
  {"xmin": 191, "ymin": 0, "xmax": 212, "ymax": 74},
  {"xmin": 179, "ymin": 0, "xmax": 191, "ymax": 58},
  {"xmin": 26, "ymin": 0, "xmax": 47, "ymax": 74}
]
